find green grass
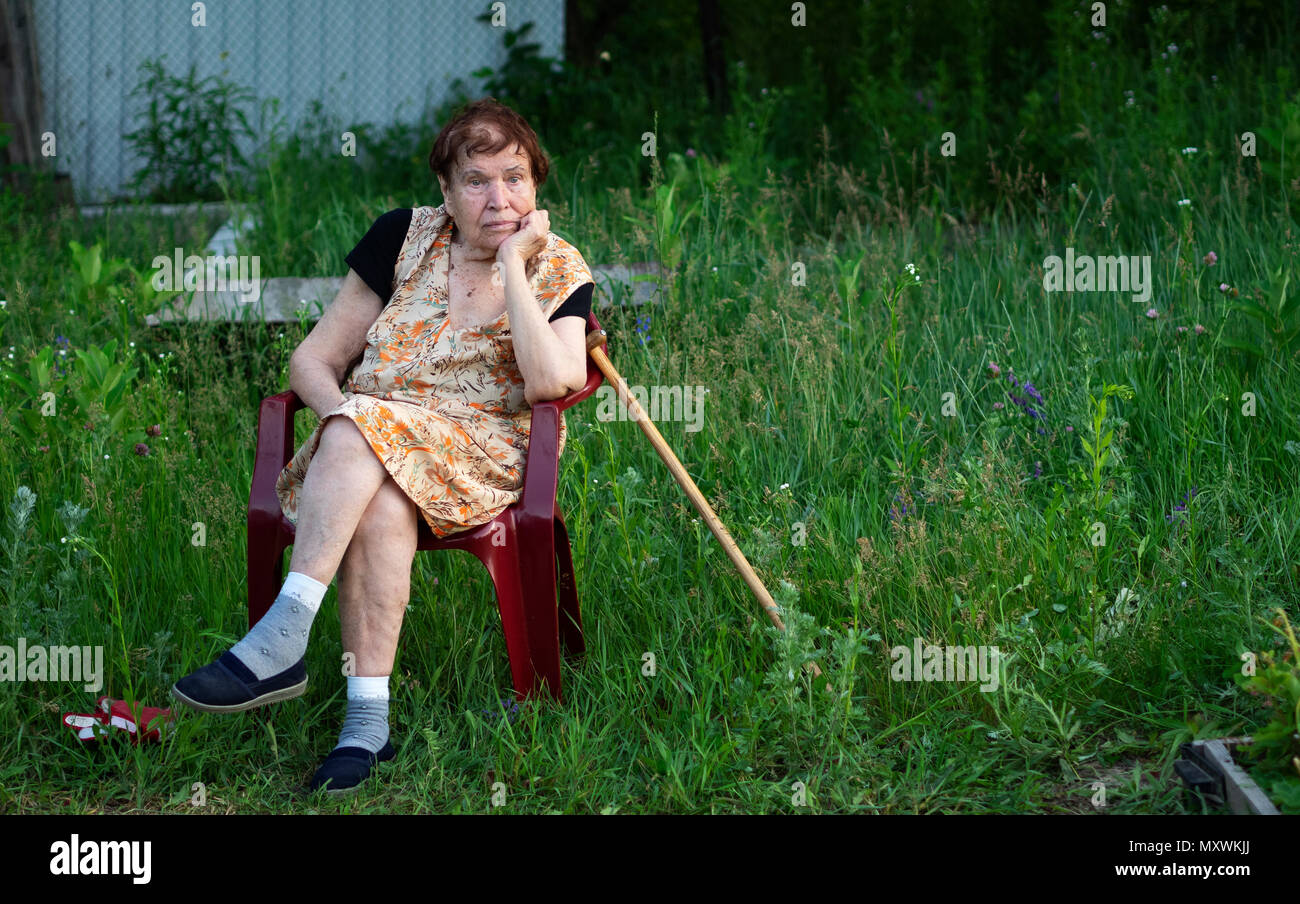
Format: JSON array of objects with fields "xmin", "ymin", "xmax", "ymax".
[{"xmin": 1, "ymin": 1, "xmax": 1298, "ymax": 814}]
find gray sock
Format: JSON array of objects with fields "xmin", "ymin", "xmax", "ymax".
[
  {"xmin": 335, "ymin": 675, "xmax": 390, "ymax": 754},
  {"xmin": 229, "ymin": 571, "xmax": 328, "ymax": 679}
]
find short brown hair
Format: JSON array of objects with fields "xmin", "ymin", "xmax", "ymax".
[{"xmin": 428, "ymin": 97, "xmax": 550, "ymax": 191}]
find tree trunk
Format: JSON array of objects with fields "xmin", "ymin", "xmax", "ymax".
[{"xmin": 697, "ymin": 0, "xmax": 730, "ymax": 116}]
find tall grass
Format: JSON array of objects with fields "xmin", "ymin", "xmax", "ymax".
[{"xmin": 0, "ymin": 0, "xmax": 1296, "ymax": 813}]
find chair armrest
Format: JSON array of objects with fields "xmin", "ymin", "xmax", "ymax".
[
  {"xmin": 519, "ymin": 312, "xmax": 605, "ymax": 513},
  {"xmin": 247, "ymin": 390, "xmax": 305, "ymax": 531},
  {"xmin": 545, "ymin": 311, "xmax": 606, "ymax": 413}
]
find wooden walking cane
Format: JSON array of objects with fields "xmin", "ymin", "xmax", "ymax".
[{"xmin": 585, "ymin": 329, "xmax": 831, "ymax": 691}]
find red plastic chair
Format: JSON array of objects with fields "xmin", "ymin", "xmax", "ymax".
[{"xmin": 246, "ymin": 311, "xmax": 606, "ymax": 704}]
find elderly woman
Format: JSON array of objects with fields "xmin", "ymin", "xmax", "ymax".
[{"xmin": 172, "ymin": 98, "xmax": 596, "ymax": 793}]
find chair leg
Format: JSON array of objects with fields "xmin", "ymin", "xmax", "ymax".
[
  {"xmin": 491, "ymin": 512, "xmax": 565, "ymax": 704},
  {"xmin": 482, "ymin": 514, "xmax": 549, "ymax": 701},
  {"xmin": 554, "ymin": 512, "xmax": 585, "ymax": 658},
  {"xmin": 489, "ymin": 547, "xmax": 555, "ymax": 703}
]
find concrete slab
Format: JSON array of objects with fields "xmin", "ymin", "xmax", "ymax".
[
  {"xmin": 78, "ymin": 201, "xmax": 233, "ymax": 220},
  {"xmin": 145, "ymin": 261, "xmax": 664, "ymax": 325}
]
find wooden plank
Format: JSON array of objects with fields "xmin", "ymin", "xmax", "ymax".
[
  {"xmin": 1200, "ymin": 739, "xmax": 1281, "ymax": 815},
  {"xmin": 1180, "ymin": 738, "xmax": 1281, "ymax": 815},
  {"xmin": 0, "ymin": 0, "xmax": 42, "ymax": 169}
]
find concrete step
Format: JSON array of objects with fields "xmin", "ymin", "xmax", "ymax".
[{"xmin": 145, "ymin": 262, "xmax": 664, "ymax": 325}]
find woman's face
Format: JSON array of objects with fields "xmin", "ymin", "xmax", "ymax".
[{"xmin": 438, "ymin": 134, "xmax": 536, "ymax": 259}]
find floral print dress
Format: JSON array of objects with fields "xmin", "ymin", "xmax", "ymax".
[{"xmin": 275, "ymin": 203, "xmax": 595, "ymax": 538}]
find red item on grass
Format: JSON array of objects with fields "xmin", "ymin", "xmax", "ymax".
[{"xmin": 61, "ymin": 696, "xmax": 173, "ymax": 744}]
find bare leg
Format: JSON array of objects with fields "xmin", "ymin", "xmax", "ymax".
[
  {"xmin": 172, "ymin": 415, "xmax": 412, "ymax": 716},
  {"xmin": 289, "ymin": 416, "xmax": 391, "ymax": 586},
  {"xmin": 337, "ymin": 475, "xmax": 420, "ymax": 676}
]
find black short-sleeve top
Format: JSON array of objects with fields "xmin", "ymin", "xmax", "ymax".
[{"xmin": 344, "ymin": 207, "xmax": 594, "ymax": 322}]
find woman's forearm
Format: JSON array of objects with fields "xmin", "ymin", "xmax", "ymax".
[
  {"xmin": 500, "ymin": 255, "xmax": 587, "ymax": 404},
  {"xmin": 289, "ymin": 353, "xmax": 350, "ymax": 419}
]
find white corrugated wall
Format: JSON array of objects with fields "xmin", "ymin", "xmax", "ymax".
[{"xmin": 31, "ymin": 0, "xmax": 566, "ymax": 202}]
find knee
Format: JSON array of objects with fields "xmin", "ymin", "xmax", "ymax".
[
  {"xmin": 353, "ymin": 479, "xmax": 418, "ymax": 551},
  {"xmin": 320, "ymin": 415, "xmax": 369, "ymax": 457}
]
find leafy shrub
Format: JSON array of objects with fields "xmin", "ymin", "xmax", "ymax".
[
  {"xmin": 123, "ymin": 55, "xmax": 258, "ymax": 202},
  {"xmin": 1234, "ymin": 609, "xmax": 1300, "ymax": 813}
]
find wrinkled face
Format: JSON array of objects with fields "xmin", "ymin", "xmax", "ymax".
[{"xmin": 437, "ymin": 132, "xmax": 536, "ymax": 258}]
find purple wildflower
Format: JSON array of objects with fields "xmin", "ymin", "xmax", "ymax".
[
  {"xmin": 1007, "ymin": 386, "xmax": 1044, "ymax": 419},
  {"xmin": 480, "ymin": 696, "xmax": 522, "ymax": 725},
  {"xmin": 1203, "ymin": 251, "xmax": 1218, "ymax": 266},
  {"xmin": 1000, "ymin": 368, "xmax": 1049, "ymax": 432},
  {"xmin": 888, "ymin": 492, "xmax": 912, "ymax": 522},
  {"xmin": 1165, "ymin": 486, "xmax": 1199, "ymax": 527}
]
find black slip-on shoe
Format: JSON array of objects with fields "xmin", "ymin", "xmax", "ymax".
[
  {"xmin": 171, "ymin": 651, "xmax": 308, "ymax": 714},
  {"xmin": 309, "ymin": 741, "xmax": 396, "ymax": 795}
]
